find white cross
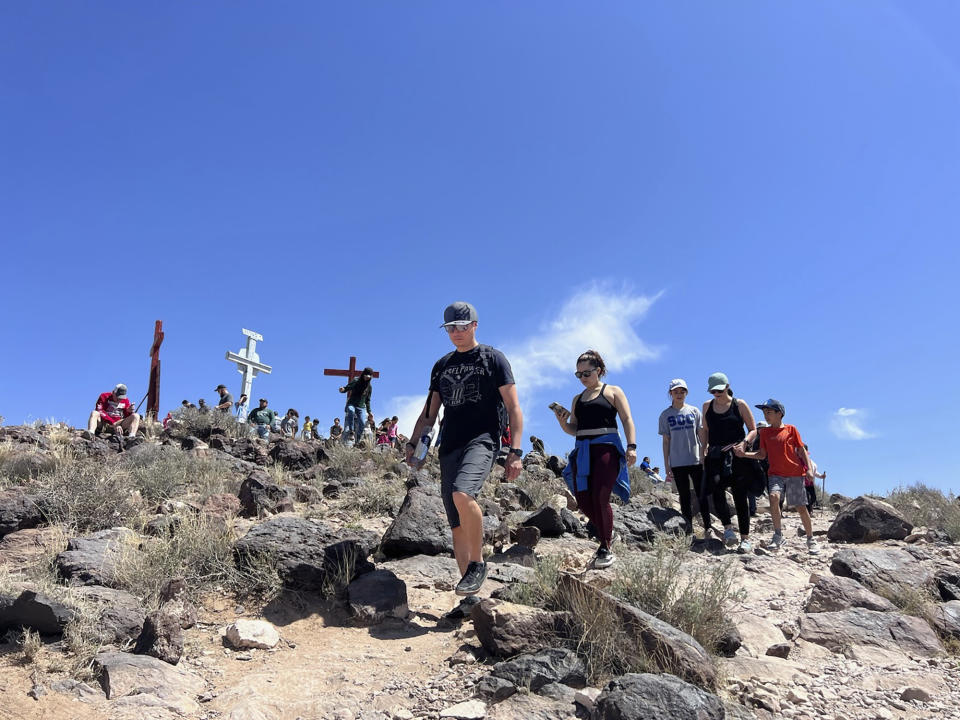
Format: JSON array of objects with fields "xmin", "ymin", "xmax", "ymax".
[{"xmin": 225, "ymin": 328, "xmax": 272, "ymax": 420}]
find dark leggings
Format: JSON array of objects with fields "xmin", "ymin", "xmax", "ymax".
[
  {"xmin": 806, "ymin": 484, "xmax": 817, "ymax": 512},
  {"xmin": 672, "ymin": 464, "xmax": 708, "ymax": 533},
  {"xmin": 704, "ymin": 456, "xmax": 752, "ymax": 536},
  {"xmin": 575, "ymin": 444, "xmax": 618, "ymax": 549}
]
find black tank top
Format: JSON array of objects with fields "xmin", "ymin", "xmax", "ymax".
[
  {"xmin": 706, "ymin": 398, "xmax": 746, "ymax": 446},
  {"xmin": 576, "ymin": 385, "xmax": 618, "ymax": 437}
]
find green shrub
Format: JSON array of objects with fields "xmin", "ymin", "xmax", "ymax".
[
  {"xmin": 887, "ymin": 483, "xmax": 960, "ymax": 541},
  {"xmin": 167, "ymin": 407, "xmax": 247, "ymax": 440},
  {"xmin": 119, "ymin": 445, "xmax": 237, "ymax": 503},
  {"xmin": 33, "ymin": 460, "xmax": 143, "ymax": 532},
  {"xmin": 501, "ymin": 554, "xmax": 562, "ymax": 608},
  {"xmin": 340, "ymin": 474, "xmax": 406, "ymax": 517}
]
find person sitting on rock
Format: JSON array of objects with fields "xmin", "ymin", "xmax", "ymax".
[
  {"xmin": 529, "ymin": 435, "xmax": 546, "ymax": 456},
  {"xmin": 280, "ymin": 409, "xmax": 299, "ymax": 438},
  {"xmin": 88, "ymin": 384, "xmax": 140, "ymax": 438},
  {"xmin": 329, "ymin": 417, "xmax": 343, "ymax": 440},
  {"xmin": 247, "ymin": 398, "xmax": 277, "ymax": 439}
]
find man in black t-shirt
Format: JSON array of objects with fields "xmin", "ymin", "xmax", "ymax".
[{"xmin": 406, "ymin": 302, "xmax": 524, "ymax": 599}]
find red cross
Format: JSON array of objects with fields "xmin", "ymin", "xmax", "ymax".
[
  {"xmin": 146, "ymin": 320, "xmax": 164, "ymax": 420},
  {"xmin": 323, "ymin": 356, "xmax": 380, "ymax": 383}
]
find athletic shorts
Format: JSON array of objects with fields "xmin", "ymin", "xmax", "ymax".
[
  {"xmin": 438, "ymin": 436, "xmax": 497, "ymax": 528},
  {"xmin": 768, "ymin": 475, "xmax": 807, "ymax": 509}
]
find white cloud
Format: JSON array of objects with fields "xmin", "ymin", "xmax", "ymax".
[
  {"xmin": 385, "ymin": 285, "xmax": 662, "ymax": 435},
  {"xmin": 830, "ymin": 407, "xmax": 876, "ymax": 440},
  {"xmin": 504, "ymin": 285, "xmax": 663, "ymax": 400}
]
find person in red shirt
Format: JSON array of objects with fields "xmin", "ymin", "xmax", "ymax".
[
  {"xmin": 735, "ymin": 398, "xmax": 818, "ymax": 554},
  {"xmin": 87, "ymin": 384, "xmax": 140, "ymax": 438}
]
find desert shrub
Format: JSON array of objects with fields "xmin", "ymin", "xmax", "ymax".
[
  {"xmin": 33, "ymin": 460, "xmax": 142, "ymax": 532},
  {"xmin": 323, "ymin": 444, "xmax": 402, "ymax": 480},
  {"xmin": 514, "ymin": 470, "xmax": 567, "ymax": 510},
  {"xmin": 609, "ymin": 536, "xmax": 744, "ymax": 657},
  {"xmin": 167, "ymin": 407, "xmax": 247, "ymax": 440},
  {"xmin": 113, "ymin": 512, "xmax": 277, "ymax": 605},
  {"xmin": 17, "ymin": 628, "xmax": 43, "ymax": 665},
  {"xmin": 501, "ymin": 554, "xmax": 562, "ymax": 608},
  {"xmin": 340, "ymin": 474, "xmax": 406, "ymax": 517},
  {"xmin": 876, "ymin": 583, "xmax": 936, "ymax": 618},
  {"xmin": 0, "ymin": 443, "xmax": 59, "ymax": 486},
  {"xmin": 887, "ymin": 483, "xmax": 960, "ymax": 541},
  {"xmin": 60, "ymin": 599, "xmax": 106, "ymax": 680},
  {"xmin": 119, "ymin": 445, "xmax": 237, "ymax": 503},
  {"xmin": 629, "ymin": 466, "xmax": 655, "ymax": 496}
]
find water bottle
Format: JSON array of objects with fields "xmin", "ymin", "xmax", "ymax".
[{"xmin": 413, "ymin": 427, "xmax": 434, "ymax": 465}]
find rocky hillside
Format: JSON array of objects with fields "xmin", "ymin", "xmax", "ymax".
[{"xmin": 1, "ymin": 421, "xmax": 959, "ymax": 720}]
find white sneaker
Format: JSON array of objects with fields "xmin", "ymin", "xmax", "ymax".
[
  {"xmin": 769, "ymin": 532, "xmax": 783, "ymax": 549},
  {"xmin": 807, "ymin": 537, "xmax": 820, "ymax": 555},
  {"xmin": 738, "ymin": 539, "xmax": 753, "ymax": 554}
]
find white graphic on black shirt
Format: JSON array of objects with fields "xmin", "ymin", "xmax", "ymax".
[{"xmin": 438, "ymin": 367, "xmax": 481, "ymax": 408}]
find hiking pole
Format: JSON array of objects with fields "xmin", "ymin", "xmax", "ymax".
[{"xmin": 134, "ymin": 392, "xmax": 149, "ymax": 414}]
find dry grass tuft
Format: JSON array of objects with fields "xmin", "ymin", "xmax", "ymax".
[{"xmin": 887, "ymin": 483, "xmax": 960, "ymax": 541}]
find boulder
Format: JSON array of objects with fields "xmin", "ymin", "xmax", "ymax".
[
  {"xmin": 471, "ymin": 599, "xmax": 569, "ymax": 657},
  {"xmin": 55, "ymin": 527, "xmax": 138, "ymax": 587},
  {"xmin": 379, "ymin": 554, "xmax": 462, "ymax": 591},
  {"xmin": 522, "ymin": 505, "xmax": 566, "ymax": 537},
  {"xmin": 228, "ymin": 438, "xmax": 270, "ymax": 466},
  {"xmin": 224, "ymin": 619, "xmax": 280, "ymax": 649},
  {"xmin": 158, "ymin": 577, "xmax": 198, "ymax": 629},
  {"xmin": 557, "ymin": 574, "xmax": 716, "ymax": 689},
  {"xmin": 203, "ymin": 494, "xmax": 242, "ymax": 520},
  {"xmin": 592, "ymin": 673, "xmax": 726, "ymax": 720},
  {"xmin": 830, "ymin": 546, "xmax": 934, "ymax": 598},
  {"xmin": 475, "ymin": 675, "xmax": 517, "ymax": 701},
  {"xmin": 0, "ymin": 527, "xmax": 68, "ymax": 569},
  {"xmin": 495, "ymin": 483, "xmax": 535, "ymax": 511},
  {"xmin": 490, "ymin": 647, "xmax": 587, "ymax": 692},
  {"xmin": 546, "ymin": 455, "xmax": 566, "ymax": 478},
  {"xmin": 238, "ymin": 470, "xmax": 295, "ymax": 517},
  {"xmin": 134, "ymin": 609, "xmax": 183, "ymax": 664},
  {"xmin": 381, "ymin": 485, "xmax": 454, "ymax": 558},
  {"xmin": 927, "ymin": 600, "xmax": 960, "ymax": 640},
  {"xmin": 827, "ymin": 496, "xmax": 912, "ymax": 543},
  {"xmin": 233, "ymin": 515, "xmax": 376, "ymax": 591},
  {"xmin": 268, "ymin": 439, "xmax": 327, "ymax": 470},
  {"xmin": 799, "ymin": 608, "xmax": 944, "ymax": 657},
  {"xmin": 488, "ymin": 545, "xmax": 537, "ymax": 568},
  {"xmin": 511, "ymin": 525, "xmax": 541, "ymax": 549},
  {"xmin": 805, "ymin": 575, "xmax": 897, "ymax": 613},
  {"xmin": 72, "ymin": 585, "xmax": 146, "ymax": 643},
  {"xmin": 614, "ymin": 504, "xmax": 688, "ymax": 547},
  {"xmin": 180, "ymin": 436, "xmax": 208, "ymax": 451},
  {"xmin": 0, "ymin": 489, "xmax": 43, "ymax": 538},
  {"xmin": 94, "ymin": 651, "xmax": 204, "ymax": 706},
  {"xmin": 347, "ymin": 569, "xmax": 408, "ymax": 623},
  {"xmin": 935, "ymin": 569, "xmax": 960, "ymax": 602},
  {"xmin": 0, "ymin": 589, "xmax": 75, "ymax": 634}
]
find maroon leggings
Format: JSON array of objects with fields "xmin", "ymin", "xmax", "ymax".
[{"xmin": 575, "ymin": 444, "xmax": 618, "ymax": 549}]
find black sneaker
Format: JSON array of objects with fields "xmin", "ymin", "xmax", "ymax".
[
  {"xmin": 444, "ymin": 595, "xmax": 481, "ymax": 620},
  {"xmin": 593, "ymin": 547, "xmax": 616, "ymax": 569},
  {"xmin": 455, "ymin": 561, "xmax": 488, "ymax": 597}
]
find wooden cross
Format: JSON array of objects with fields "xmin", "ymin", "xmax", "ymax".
[
  {"xmin": 146, "ymin": 320, "xmax": 164, "ymax": 421},
  {"xmin": 323, "ymin": 356, "xmax": 380, "ymax": 384}
]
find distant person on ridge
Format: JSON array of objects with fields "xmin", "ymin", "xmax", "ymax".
[
  {"xmin": 280, "ymin": 408, "xmax": 299, "ymax": 438},
  {"xmin": 215, "ymin": 384, "xmax": 233, "ymax": 413},
  {"xmin": 735, "ymin": 399, "xmax": 820, "ymax": 554},
  {"xmin": 339, "ymin": 367, "xmax": 375, "ymax": 443},
  {"xmin": 530, "ymin": 435, "xmax": 546, "ymax": 456},
  {"xmin": 87, "ymin": 384, "xmax": 140, "ymax": 438},
  {"xmin": 302, "ymin": 415, "xmax": 313, "ymax": 440},
  {"xmin": 329, "ymin": 417, "xmax": 343, "ymax": 440},
  {"xmin": 803, "ymin": 443, "xmax": 826, "ymax": 513},
  {"xmin": 554, "ymin": 349, "xmax": 637, "ymax": 569},
  {"xmin": 247, "ymin": 398, "xmax": 277, "ymax": 439},
  {"xmin": 406, "ymin": 301, "xmax": 523, "ymax": 600}
]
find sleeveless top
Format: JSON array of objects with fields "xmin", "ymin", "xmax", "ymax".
[
  {"xmin": 705, "ymin": 398, "xmax": 746, "ymax": 446},
  {"xmin": 575, "ymin": 385, "xmax": 619, "ymax": 438}
]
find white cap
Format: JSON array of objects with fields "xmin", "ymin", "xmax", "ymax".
[{"xmin": 668, "ymin": 378, "xmax": 688, "ymax": 392}]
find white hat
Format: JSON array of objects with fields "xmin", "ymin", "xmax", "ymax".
[{"xmin": 668, "ymin": 378, "xmax": 688, "ymax": 392}]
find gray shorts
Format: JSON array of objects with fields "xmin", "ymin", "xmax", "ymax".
[
  {"xmin": 439, "ymin": 436, "xmax": 497, "ymax": 528},
  {"xmin": 768, "ymin": 475, "xmax": 807, "ymax": 509}
]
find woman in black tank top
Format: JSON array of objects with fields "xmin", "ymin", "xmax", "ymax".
[
  {"xmin": 552, "ymin": 350, "xmax": 637, "ymax": 569},
  {"xmin": 701, "ymin": 372, "xmax": 758, "ymax": 553}
]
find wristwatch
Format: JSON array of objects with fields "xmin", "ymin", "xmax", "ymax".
[
  {"xmin": 626, "ymin": 443, "xmax": 637, "ymax": 451},
  {"xmin": 508, "ymin": 448, "xmax": 523, "ymax": 458}
]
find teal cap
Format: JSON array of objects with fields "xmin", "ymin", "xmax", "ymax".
[{"xmin": 707, "ymin": 372, "xmax": 729, "ymax": 392}]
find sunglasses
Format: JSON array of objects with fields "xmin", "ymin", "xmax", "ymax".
[
  {"xmin": 443, "ymin": 323, "xmax": 473, "ymax": 334},
  {"xmin": 574, "ymin": 369, "xmax": 596, "ymax": 379},
  {"xmin": 709, "ymin": 389, "xmax": 726, "ymax": 395}
]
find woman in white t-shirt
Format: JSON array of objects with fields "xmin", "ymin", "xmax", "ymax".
[{"xmin": 658, "ymin": 378, "xmax": 707, "ymax": 538}]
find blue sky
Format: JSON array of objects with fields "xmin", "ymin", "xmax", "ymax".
[{"xmin": 2, "ymin": 2, "xmax": 958, "ymax": 498}]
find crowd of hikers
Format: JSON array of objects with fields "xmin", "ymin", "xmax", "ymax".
[{"xmin": 88, "ymin": 299, "xmax": 826, "ymax": 604}]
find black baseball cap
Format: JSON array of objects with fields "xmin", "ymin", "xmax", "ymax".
[
  {"xmin": 215, "ymin": 384, "xmax": 227, "ymax": 390},
  {"xmin": 440, "ymin": 301, "xmax": 478, "ymax": 327},
  {"xmin": 755, "ymin": 398, "xmax": 785, "ymax": 415}
]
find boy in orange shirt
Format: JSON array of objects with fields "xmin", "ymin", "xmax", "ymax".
[{"xmin": 735, "ymin": 399, "xmax": 819, "ymax": 554}]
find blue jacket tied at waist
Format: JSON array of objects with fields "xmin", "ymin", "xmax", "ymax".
[{"xmin": 562, "ymin": 433, "xmax": 631, "ymax": 504}]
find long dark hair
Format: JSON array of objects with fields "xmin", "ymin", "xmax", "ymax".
[{"xmin": 577, "ymin": 350, "xmax": 607, "ymax": 378}]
